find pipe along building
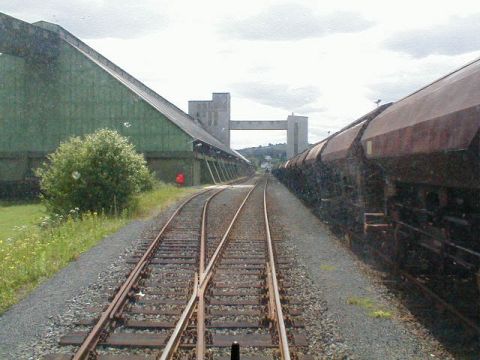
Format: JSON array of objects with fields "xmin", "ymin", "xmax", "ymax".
[{"xmin": 0, "ymin": 13, "xmax": 252, "ymax": 197}]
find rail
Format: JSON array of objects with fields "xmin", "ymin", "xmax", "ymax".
[
  {"xmin": 72, "ymin": 185, "xmax": 228, "ymax": 360},
  {"xmin": 160, "ymin": 176, "xmax": 293, "ymax": 359},
  {"xmin": 160, "ymin": 179, "xmax": 259, "ymax": 360},
  {"xmin": 264, "ymin": 176, "xmax": 292, "ymax": 359}
]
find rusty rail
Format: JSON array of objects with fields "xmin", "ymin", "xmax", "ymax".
[
  {"xmin": 161, "ymin": 176, "xmax": 294, "ymax": 359},
  {"xmin": 72, "ymin": 185, "xmax": 230, "ymax": 360},
  {"xmin": 159, "ymin": 180, "xmax": 260, "ymax": 360},
  {"xmin": 264, "ymin": 177, "xmax": 291, "ymax": 360},
  {"xmin": 159, "ymin": 273, "xmax": 199, "ymax": 360}
]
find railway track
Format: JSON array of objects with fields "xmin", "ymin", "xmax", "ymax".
[{"xmin": 46, "ymin": 176, "xmax": 310, "ymax": 359}]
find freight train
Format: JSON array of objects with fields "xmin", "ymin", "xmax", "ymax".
[{"xmin": 274, "ymin": 58, "xmax": 480, "ymax": 323}]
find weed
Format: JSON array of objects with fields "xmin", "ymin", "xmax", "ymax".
[
  {"xmin": 319, "ymin": 264, "xmax": 336, "ymax": 271},
  {"xmin": 369, "ymin": 310, "xmax": 393, "ymax": 319},
  {"xmin": 347, "ymin": 296, "xmax": 393, "ymax": 319},
  {"xmin": 347, "ymin": 296, "xmax": 375, "ymax": 309},
  {"xmin": 0, "ymin": 183, "xmax": 192, "ymax": 313}
]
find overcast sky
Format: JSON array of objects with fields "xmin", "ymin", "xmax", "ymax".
[{"xmin": 3, "ymin": 0, "xmax": 480, "ymax": 149}]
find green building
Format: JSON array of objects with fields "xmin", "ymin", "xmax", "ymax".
[{"xmin": 0, "ymin": 13, "xmax": 249, "ymax": 197}]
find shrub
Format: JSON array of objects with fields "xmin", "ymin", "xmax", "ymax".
[{"xmin": 35, "ymin": 129, "xmax": 154, "ymax": 214}]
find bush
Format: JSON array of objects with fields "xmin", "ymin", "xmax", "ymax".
[{"xmin": 36, "ymin": 129, "xmax": 154, "ymax": 214}]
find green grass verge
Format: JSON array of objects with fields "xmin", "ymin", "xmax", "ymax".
[
  {"xmin": 132, "ymin": 183, "xmax": 196, "ymax": 219},
  {"xmin": 0, "ymin": 183, "xmax": 194, "ymax": 314},
  {"xmin": 0, "ymin": 201, "xmax": 45, "ymax": 240}
]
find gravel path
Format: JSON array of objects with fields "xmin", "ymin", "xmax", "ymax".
[
  {"xmin": 0, "ymin": 190, "xmax": 200, "ymax": 360},
  {"xmin": 268, "ymin": 177, "xmax": 452, "ymax": 360}
]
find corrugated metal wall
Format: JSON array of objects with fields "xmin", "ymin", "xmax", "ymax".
[{"xmin": 0, "ymin": 41, "xmax": 196, "ymax": 184}]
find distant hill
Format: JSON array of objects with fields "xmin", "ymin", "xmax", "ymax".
[
  {"xmin": 236, "ymin": 143, "xmax": 287, "ymax": 168},
  {"xmin": 237, "ymin": 143, "xmax": 287, "ymax": 157}
]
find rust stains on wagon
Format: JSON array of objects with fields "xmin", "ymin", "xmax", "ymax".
[
  {"xmin": 361, "ymin": 58, "xmax": 480, "ymax": 159},
  {"xmin": 322, "ymin": 122, "xmax": 366, "ymax": 163},
  {"xmin": 360, "ymin": 58, "xmax": 480, "ymax": 188},
  {"xmin": 304, "ymin": 140, "xmax": 327, "ymax": 166}
]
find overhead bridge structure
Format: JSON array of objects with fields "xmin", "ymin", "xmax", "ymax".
[
  {"xmin": 189, "ymin": 93, "xmax": 309, "ymax": 158},
  {"xmin": 230, "ymin": 120, "xmax": 288, "ymax": 130}
]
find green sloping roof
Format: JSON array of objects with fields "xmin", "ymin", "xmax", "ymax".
[{"xmin": 33, "ymin": 21, "xmax": 247, "ymax": 162}]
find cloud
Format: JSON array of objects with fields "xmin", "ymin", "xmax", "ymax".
[
  {"xmin": 295, "ymin": 104, "xmax": 326, "ymax": 114},
  {"xmin": 384, "ymin": 13, "xmax": 480, "ymax": 57},
  {"xmin": 222, "ymin": 3, "xmax": 373, "ymax": 41},
  {"xmin": 1, "ymin": 0, "xmax": 168, "ymax": 39},
  {"xmin": 231, "ymin": 82, "xmax": 320, "ymax": 112},
  {"xmin": 367, "ymin": 56, "xmax": 472, "ymax": 103},
  {"xmin": 368, "ymin": 77, "xmax": 426, "ymax": 103}
]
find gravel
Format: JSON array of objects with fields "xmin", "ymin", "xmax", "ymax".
[
  {"xmin": 267, "ymin": 177, "xmax": 453, "ymax": 360},
  {"xmin": 0, "ymin": 191, "xmax": 199, "ymax": 360},
  {"xmin": 0, "ymin": 177, "xmax": 455, "ymax": 359},
  {"xmin": 0, "ymin": 182, "xmax": 256, "ymax": 360}
]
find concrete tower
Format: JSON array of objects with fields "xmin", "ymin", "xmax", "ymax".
[
  {"xmin": 189, "ymin": 92, "xmax": 309, "ymax": 159},
  {"xmin": 188, "ymin": 93, "xmax": 231, "ymax": 147},
  {"xmin": 287, "ymin": 115, "xmax": 308, "ymax": 158}
]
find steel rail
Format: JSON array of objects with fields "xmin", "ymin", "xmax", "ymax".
[
  {"xmin": 200, "ymin": 181, "xmax": 259, "ymax": 285},
  {"xmin": 197, "ymin": 180, "xmax": 260, "ymax": 359},
  {"xmin": 195, "ymin": 184, "xmax": 222, "ymax": 357},
  {"xmin": 159, "ymin": 179, "xmax": 260, "ymax": 360},
  {"xmin": 264, "ymin": 177, "xmax": 291, "ymax": 360},
  {"xmin": 160, "ymin": 273, "xmax": 199, "ymax": 360},
  {"xmin": 72, "ymin": 186, "xmax": 224, "ymax": 360}
]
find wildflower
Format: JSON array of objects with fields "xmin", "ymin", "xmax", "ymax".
[{"xmin": 72, "ymin": 171, "xmax": 81, "ymax": 180}]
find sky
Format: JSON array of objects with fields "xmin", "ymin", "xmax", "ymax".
[{"xmin": 2, "ymin": 0, "xmax": 480, "ymax": 149}]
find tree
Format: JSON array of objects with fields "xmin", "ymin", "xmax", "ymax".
[{"xmin": 36, "ymin": 129, "xmax": 154, "ymax": 215}]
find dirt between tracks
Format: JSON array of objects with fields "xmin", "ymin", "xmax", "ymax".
[{"xmin": 267, "ymin": 178, "xmax": 453, "ymax": 360}]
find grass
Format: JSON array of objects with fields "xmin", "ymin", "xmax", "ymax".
[
  {"xmin": 0, "ymin": 201, "xmax": 45, "ymax": 240},
  {"xmin": 132, "ymin": 183, "xmax": 196, "ymax": 218},
  {"xmin": 0, "ymin": 183, "xmax": 194, "ymax": 314},
  {"xmin": 347, "ymin": 296, "xmax": 393, "ymax": 319}
]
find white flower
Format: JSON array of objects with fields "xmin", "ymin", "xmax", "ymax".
[{"xmin": 72, "ymin": 171, "xmax": 81, "ymax": 180}]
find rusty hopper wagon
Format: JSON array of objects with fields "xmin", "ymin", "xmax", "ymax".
[{"xmin": 275, "ymin": 57, "xmax": 480, "ymax": 332}]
